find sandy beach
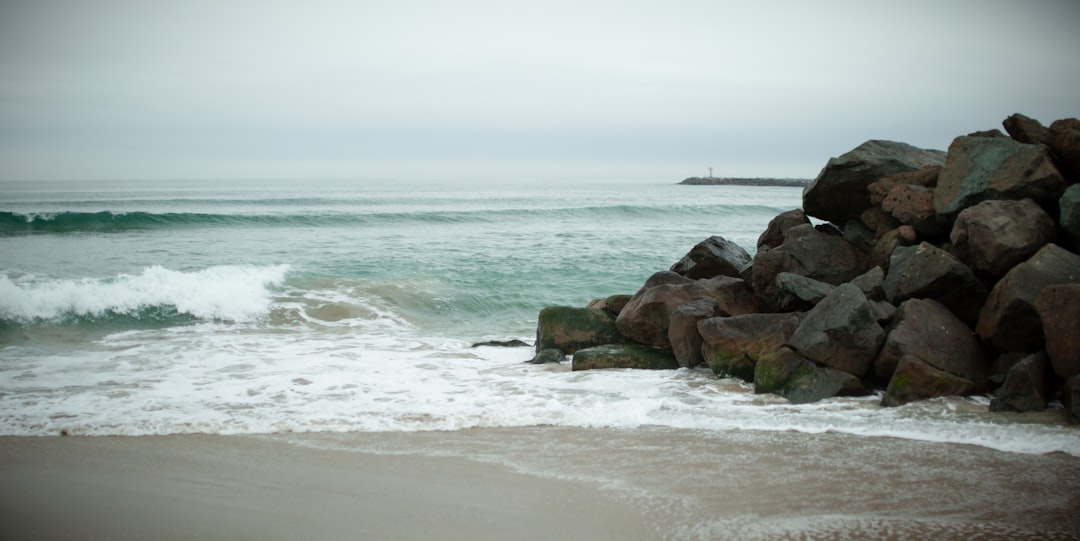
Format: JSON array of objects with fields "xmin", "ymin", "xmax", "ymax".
[{"xmin": 3, "ymin": 427, "xmax": 1080, "ymax": 540}]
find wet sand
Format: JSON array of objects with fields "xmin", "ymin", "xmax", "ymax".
[{"xmin": 3, "ymin": 427, "xmax": 1080, "ymax": 540}]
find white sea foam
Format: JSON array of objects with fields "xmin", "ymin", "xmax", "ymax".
[{"xmin": 0, "ymin": 264, "xmax": 289, "ymax": 322}]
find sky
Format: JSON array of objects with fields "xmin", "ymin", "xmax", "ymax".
[{"xmin": 1, "ymin": 0, "xmax": 1078, "ymax": 182}]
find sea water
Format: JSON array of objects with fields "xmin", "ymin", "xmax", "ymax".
[{"xmin": 1, "ymin": 178, "xmax": 1078, "ymax": 456}]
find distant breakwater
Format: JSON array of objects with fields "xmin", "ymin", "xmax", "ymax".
[{"xmin": 680, "ymin": 177, "xmax": 810, "ymax": 187}]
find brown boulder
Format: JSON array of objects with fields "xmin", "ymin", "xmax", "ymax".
[
  {"xmin": 867, "ymin": 166, "xmax": 942, "ymax": 206},
  {"xmin": 698, "ymin": 312, "xmax": 803, "ymax": 382},
  {"xmin": 933, "ymin": 135, "xmax": 1067, "ymax": 223},
  {"xmin": 670, "ymin": 236, "xmax": 752, "ymax": 280},
  {"xmin": 1035, "ymin": 284, "xmax": 1080, "ymax": 379},
  {"xmin": 788, "ymin": 283, "xmax": 885, "ymax": 378},
  {"xmin": 752, "ymin": 224, "xmax": 871, "ymax": 311},
  {"xmin": 803, "ymin": 140, "xmax": 946, "ymax": 225},
  {"xmin": 873, "ymin": 298, "xmax": 986, "ymax": 385},
  {"xmin": 859, "ymin": 207, "xmax": 899, "ymax": 239},
  {"xmin": 882, "ymin": 242, "xmax": 988, "ymax": 325},
  {"xmin": 668, "ymin": 298, "xmax": 723, "ymax": 368},
  {"xmin": 757, "ymin": 209, "xmax": 810, "ymax": 250},
  {"xmin": 881, "ymin": 355, "xmax": 976, "ymax": 407},
  {"xmin": 976, "ymin": 244, "xmax": 1080, "ymax": 352},
  {"xmin": 586, "ymin": 294, "xmax": 632, "ymax": 317},
  {"xmin": 949, "ymin": 198, "xmax": 1056, "ymax": 279},
  {"xmin": 1048, "ymin": 118, "xmax": 1080, "ymax": 180},
  {"xmin": 617, "ymin": 276, "xmax": 757, "ymax": 348},
  {"xmin": 881, "ymin": 183, "xmax": 944, "ymax": 237},
  {"xmin": 1002, "ymin": 113, "xmax": 1050, "ymax": 145},
  {"xmin": 989, "ymin": 352, "xmax": 1052, "ymax": 413}
]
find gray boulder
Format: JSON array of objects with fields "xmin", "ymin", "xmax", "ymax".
[
  {"xmin": 1060, "ymin": 184, "xmax": 1080, "ymax": 242},
  {"xmin": 698, "ymin": 312, "xmax": 804, "ymax": 382},
  {"xmin": 1035, "ymin": 284, "xmax": 1080, "ymax": 379},
  {"xmin": 788, "ymin": 283, "xmax": 885, "ymax": 378},
  {"xmin": 670, "ymin": 236, "xmax": 752, "ymax": 280},
  {"xmin": 572, "ymin": 344, "xmax": 679, "ymax": 371},
  {"xmin": 990, "ymin": 352, "xmax": 1052, "ymax": 413},
  {"xmin": 535, "ymin": 306, "xmax": 624, "ymax": 355},
  {"xmin": 668, "ymin": 298, "xmax": 723, "ymax": 368},
  {"xmin": 882, "ymin": 242, "xmax": 987, "ymax": 325},
  {"xmin": 803, "ymin": 140, "xmax": 946, "ymax": 225},
  {"xmin": 752, "ymin": 224, "xmax": 871, "ymax": 311},
  {"xmin": 976, "ymin": 244, "xmax": 1080, "ymax": 352},
  {"xmin": 757, "ymin": 209, "xmax": 811, "ymax": 250},
  {"xmin": 873, "ymin": 298, "xmax": 986, "ymax": 385},
  {"xmin": 881, "ymin": 355, "xmax": 976, "ymax": 407},
  {"xmin": 933, "ymin": 136, "xmax": 1067, "ymax": 223},
  {"xmin": 774, "ymin": 272, "xmax": 835, "ymax": 307},
  {"xmin": 950, "ymin": 198, "xmax": 1056, "ymax": 279},
  {"xmin": 529, "ymin": 348, "xmax": 566, "ymax": 364},
  {"xmin": 851, "ymin": 266, "xmax": 886, "ymax": 301},
  {"xmin": 753, "ymin": 347, "xmax": 863, "ymax": 404}
]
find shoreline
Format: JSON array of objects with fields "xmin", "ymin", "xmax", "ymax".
[{"xmin": 3, "ymin": 427, "xmax": 1079, "ymax": 540}]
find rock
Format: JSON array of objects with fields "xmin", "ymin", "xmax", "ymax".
[
  {"xmin": 1002, "ymin": 113, "xmax": 1050, "ymax": 145},
  {"xmin": 990, "ymin": 352, "xmax": 1052, "ymax": 413},
  {"xmin": 670, "ymin": 236, "xmax": 752, "ymax": 280},
  {"xmin": 1048, "ymin": 118, "xmax": 1080, "ymax": 179},
  {"xmin": 881, "ymin": 184, "xmax": 945, "ymax": 237},
  {"xmin": 990, "ymin": 352, "xmax": 1029, "ymax": 387},
  {"xmin": 1060, "ymin": 184, "xmax": 1080, "ymax": 242},
  {"xmin": 586, "ymin": 294, "xmax": 632, "ymax": 317},
  {"xmin": 949, "ymin": 199, "xmax": 1056, "ymax": 278},
  {"xmin": 668, "ymin": 298, "xmax": 723, "ymax": 368},
  {"xmin": 472, "ymin": 339, "xmax": 531, "ymax": 348},
  {"xmin": 528, "ymin": 348, "xmax": 566, "ymax": 364},
  {"xmin": 867, "ymin": 166, "xmax": 942, "ymax": 206},
  {"xmin": 535, "ymin": 306, "xmax": 624, "ymax": 355},
  {"xmin": 869, "ymin": 226, "xmax": 917, "ymax": 270},
  {"xmin": 868, "ymin": 299, "xmax": 897, "ymax": 324},
  {"xmin": 933, "ymin": 136, "xmax": 1067, "ymax": 223},
  {"xmin": 572, "ymin": 344, "xmax": 680, "ymax": 371},
  {"xmin": 967, "ymin": 129, "xmax": 1006, "ymax": 138},
  {"xmin": 859, "ymin": 207, "xmax": 900, "ymax": 239},
  {"xmin": 751, "ymin": 224, "xmax": 871, "ymax": 310},
  {"xmin": 842, "ymin": 219, "xmax": 876, "ymax": 253},
  {"xmin": 698, "ymin": 312, "xmax": 803, "ymax": 381},
  {"xmin": 754, "ymin": 347, "xmax": 864, "ymax": 404},
  {"xmin": 976, "ymin": 244, "xmax": 1080, "ymax": 352},
  {"xmin": 881, "ymin": 355, "xmax": 976, "ymax": 407},
  {"xmin": 757, "ymin": 209, "xmax": 811, "ymax": 250},
  {"xmin": 882, "ymin": 242, "xmax": 987, "ymax": 325},
  {"xmin": 788, "ymin": 283, "xmax": 885, "ymax": 378},
  {"xmin": 803, "ymin": 140, "xmax": 946, "ymax": 225},
  {"xmin": 1035, "ymin": 284, "xmax": 1080, "ymax": 379},
  {"xmin": 1064, "ymin": 375, "xmax": 1080, "ymax": 424},
  {"xmin": 873, "ymin": 298, "xmax": 986, "ymax": 385},
  {"xmin": 774, "ymin": 272, "xmax": 835, "ymax": 307},
  {"xmin": 851, "ymin": 266, "xmax": 886, "ymax": 301},
  {"xmin": 636, "ymin": 270, "xmax": 694, "ymax": 292},
  {"xmin": 616, "ymin": 276, "xmax": 758, "ymax": 348}
]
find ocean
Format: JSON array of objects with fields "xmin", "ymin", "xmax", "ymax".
[{"xmin": 2, "ymin": 178, "xmax": 1079, "ymax": 456}]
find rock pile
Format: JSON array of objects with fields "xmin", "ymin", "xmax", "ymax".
[{"xmin": 533, "ymin": 113, "xmax": 1080, "ymax": 423}]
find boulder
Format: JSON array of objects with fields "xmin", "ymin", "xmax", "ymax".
[
  {"xmin": 803, "ymin": 140, "xmax": 946, "ymax": 225},
  {"xmin": 867, "ymin": 166, "xmax": 942, "ymax": 206},
  {"xmin": 757, "ymin": 209, "xmax": 811, "ymax": 250},
  {"xmin": 787, "ymin": 283, "xmax": 885, "ymax": 378},
  {"xmin": 1064, "ymin": 375, "xmax": 1080, "ymax": 425},
  {"xmin": 753, "ymin": 347, "xmax": 863, "ymax": 404},
  {"xmin": 933, "ymin": 136, "xmax": 1067, "ymax": 223},
  {"xmin": 869, "ymin": 226, "xmax": 917, "ymax": 270},
  {"xmin": 873, "ymin": 298, "xmax": 986, "ymax": 385},
  {"xmin": 868, "ymin": 299, "xmax": 897, "ymax": 324},
  {"xmin": 990, "ymin": 352, "xmax": 1030, "ymax": 387},
  {"xmin": 1048, "ymin": 118, "xmax": 1080, "ymax": 179},
  {"xmin": 698, "ymin": 312, "xmax": 804, "ymax": 381},
  {"xmin": 617, "ymin": 276, "xmax": 758, "ymax": 348},
  {"xmin": 535, "ymin": 306, "xmax": 624, "ymax": 355},
  {"xmin": 842, "ymin": 219, "xmax": 877, "ymax": 253},
  {"xmin": 989, "ymin": 352, "xmax": 1052, "ymax": 413},
  {"xmin": 1002, "ymin": 113, "xmax": 1050, "ymax": 145},
  {"xmin": 976, "ymin": 244, "xmax": 1080, "ymax": 352},
  {"xmin": 881, "ymin": 184, "xmax": 945, "ymax": 237},
  {"xmin": 586, "ymin": 294, "xmax": 632, "ymax": 317},
  {"xmin": 881, "ymin": 355, "xmax": 976, "ymax": 407},
  {"xmin": 1060, "ymin": 184, "xmax": 1080, "ymax": 242},
  {"xmin": 860, "ymin": 207, "xmax": 900, "ymax": 239},
  {"xmin": 572, "ymin": 344, "xmax": 679, "ymax": 371},
  {"xmin": 528, "ymin": 348, "xmax": 566, "ymax": 364},
  {"xmin": 949, "ymin": 198, "xmax": 1056, "ymax": 278},
  {"xmin": 668, "ymin": 298, "xmax": 723, "ymax": 368},
  {"xmin": 670, "ymin": 236, "xmax": 752, "ymax": 280},
  {"xmin": 751, "ymin": 224, "xmax": 871, "ymax": 310},
  {"xmin": 851, "ymin": 266, "xmax": 886, "ymax": 301},
  {"xmin": 967, "ymin": 129, "xmax": 1006, "ymax": 138},
  {"xmin": 1035, "ymin": 284, "xmax": 1080, "ymax": 379},
  {"xmin": 774, "ymin": 272, "xmax": 835, "ymax": 307},
  {"xmin": 882, "ymin": 242, "xmax": 987, "ymax": 325}
]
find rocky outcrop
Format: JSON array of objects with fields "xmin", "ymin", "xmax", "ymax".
[
  {"xmin": 803, "ymin": 140, "xmax": 946, "ymax": 225},
  {"xmin": 1035, "ymin": 284, "xmax": 1080, "ymax": 379},
  {"xmin": 976, "ymin": 244, "xmax": 1080, "ymax": 353},
  {"xmin": 874, "ymin": 298, "xmax": 985, "ymax": 385},
  {"xmin": 698, "ymin": 312, "xmax": 803, "ymax": 381},
  {"xmin": 950, "ymin": 199, "xmax": 1056, "ymax": 278},
  {"xmin": 882, "ymin": 242, "xmax": 987, "ymax": 325},
  {"xmin": 572, "ymin": 344, "xmax": 679, "ymax": 371},
  {"xmin": 535, "ymin": 306, "xmax": 624, "ymax": 355},
  {"xmin": 669, "ymin": 236, "xmax": 751, "ymax": 280},
  {"xmin": 787, "ymin": 284, "xmax": 885, "ymax": 378}
]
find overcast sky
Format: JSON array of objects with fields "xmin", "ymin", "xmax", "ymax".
[{"xmin": 1, "ymin": 0, "xmax": 1078, "ymax": 182}]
